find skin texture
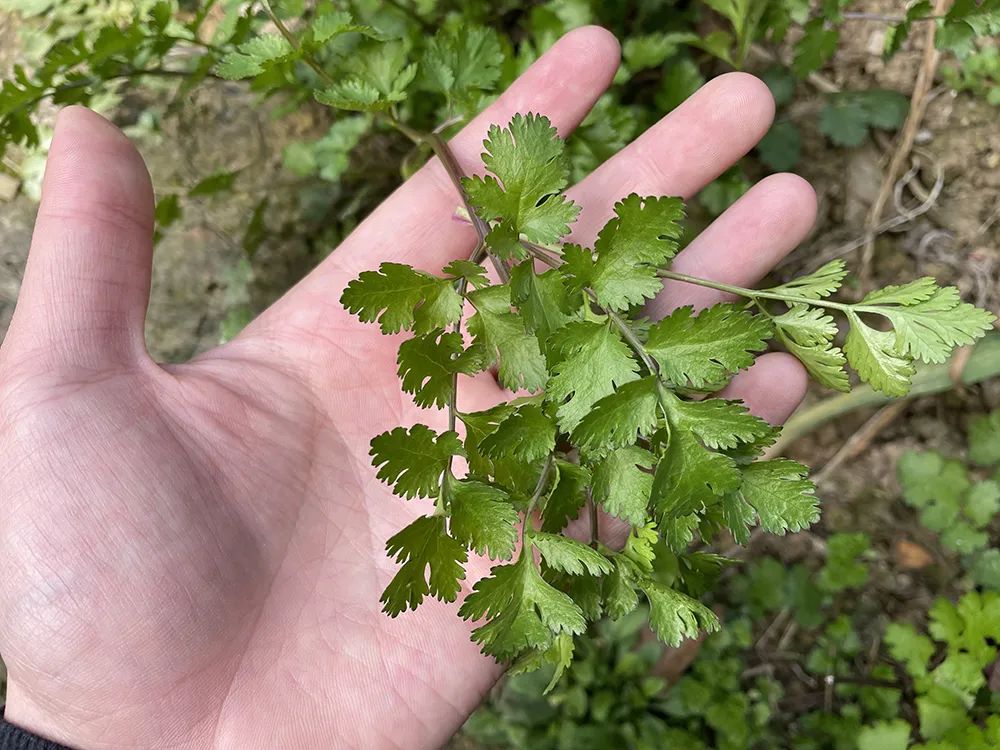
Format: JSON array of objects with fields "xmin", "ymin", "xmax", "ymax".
[{"xmin": 0, "ymin": 27, "xmax": 815, "ymax": 750}]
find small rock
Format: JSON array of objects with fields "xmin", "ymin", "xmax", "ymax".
[
  {"xmin": 867, "ymin": 29, "xmax": 886, "ymax": 57},
  {"xmin": 915, "ymin": 128, "xmax": 934, "ymax": 145},
  {"xmin": 983, "ymin": 151, "xmax": 1000, "ymax": 170},
  {"xmin": 893, "ymin": 539, "xmax": 934, "ymax": 570},
  {"xmin": 0, "ymin": 173, "xmax": 19, "ymax": 202}
]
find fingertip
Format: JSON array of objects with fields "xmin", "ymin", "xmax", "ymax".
[
  {"xmin": 42, "ymin": 106, "xmax": 153, "ymax": 232},
  {"xmin": 52, "ymin": 105, "xmax": 137, "ymax": 158},
  {"xmin": 523, "ymin": 26, "xmax": 620, "ymax": 136},
  {"xmin": 561, "ymin": 25, "xmax": 622, "ymax": 69},
  {"xmin": 759, "ymin": 172, "xmax": 818, "ymax": 229},
  {"xmin": 701, "ymin": 72, "xmax": 775, "ymax": 142},
  {"xmin": 729, "ymin": 172, "xmax": 818, "ymax": 242},
  {"xmin": 720, "ymin": 352, "xmax": 808, "ymax": 425}
]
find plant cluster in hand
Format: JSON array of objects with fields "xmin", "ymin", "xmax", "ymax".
[
  {"xmin": 341, "ymin": 111, "xmax": 995, "ymax": 677},
  {"xmin": 3, "ymin": 0, "xmax": 996, "ymax": 690}
]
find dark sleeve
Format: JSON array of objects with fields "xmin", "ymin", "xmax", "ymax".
[{"xmin": 0, "ymin": 708, "xmax": 73, "ymax": 750}]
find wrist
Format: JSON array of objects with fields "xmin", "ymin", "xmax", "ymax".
[
  {"xmin": 2, "ymin": 685, "xmax": 72, "ymax": 749},
  {"xmin": 2, "ymin": 683, "xmax": 68, "ymax": 747}
]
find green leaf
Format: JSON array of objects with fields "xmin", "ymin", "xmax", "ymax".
[
  {"xmin": 651, "ymin": 428, "xmax": 741, "ymax": 524},
  {"xmin": 940, "ymin": 520, "xmax": 988, "ymax": 554},
  {"xmin": 862, "ymin": 284, "xmax": 995, "ymax": 364},
  {"xmin": 510, "ymin": 262, "xmax": 575, "ymax": 344},
  {"xmin": 479, "ymin": 403, "xmax": 556, "ymax": 464},
  {"xmin": 154, "ymin": 193, "xmax": 181, "ymax": 230},
  {"xmin": 964, "ymin": 480, "xmax": 1000, "ymax": 527},
  {"xmin": 215, "ymin": 33, "xmax": 294, "ymax": 80},
  {"xmin": 443, "ymin": 259, "xmax": 490, "ymax": 289},
  {"xmin": 288, "ymin": 116, "xmax": 371, "ymax": 183},
  {"xmin": 309, "ymin": 10, "xmax": 383, "ymax": 44},
  {"xmin": 341, "ymin": 262, "xmax": 462, "ymax": 334},
  {"xmin": 448, "ymin": 478, "xmax": 518, "ymax": 560},
  {"xmin": 421, "ymin": 25, "xmax": 503, "ymax": 108},
  {"xmin": 530, "ymin": 532, "xmax": 613, "ymax": 576},
  {"xmin": 541, "ymin": 460, "xmax": 590, "ymax": 532},
  {"xmin": 857, "ymin": 720, "xmax": 911, "ymax": 750},
  {"xmin": 604, "ymin": 560, "xmax": 640, "ymax": 620},
  {"xmin": 468, "ymin": 284, "xmax": 548, "ymax": 391},
  {"xmin": 698, "ymin": 167, "xmax": 750, "ymax": 218},
  {"xmin": 897, "ymin": 451, "xmax": 969, "ymax": 512},
  {"xmin": 462, "ymin": 113, "xmax": 580, "ymax": 248},
  {"xmin": 381, "ymin": 515, "xmax": 467, "ymax": 615},
  {"xmin": 917, "ymin": 686, "xmax": 970, "ymax": 740},
  {"xmin": 844, "ymin": 312, "xmax": 915, "ymax": 397},
  {"xmin": 662, "ymin": 394, "xmax": 776, "ymax": 451},
  {"xmin": 856, "ymin": 90, "xmax": 910, "ymax": 130},
  {"xmin": 885, "ymin": 622, "xmax": 935, "ymax": 679},
  {"xmin": 546, "ymin": 320, "xmax": 639, "ymax": 431},
  {"xmin": 721, "ymin": 491, "xmax": 756, "ymax": 546},
  {"xmin": 640, "ymin": 580, "xmax": 720, "ymax": 647},
  {"xmin": 588, "ymin": 194, "xmax": 684, "ymax": 311},
  {"xmin": 459, "ymin": 554, "xmax": 586, "ymax": 660},
  {"xmin": 793, "ymin": 18, "xmax": 838, "ymax": 78},
  {"xmin": 189, "ymin": 170, "xmax": 239, "ymax": 197},
  {"xmin": 769, "ymin": 260, "xmax": 847, "ymax": 300},
  {"xmin": 968, "ymin": 411, "xmax": 1000, "ymax": 467},
  {"xmin": 884, "ymin": 2, "xmax": 932, "ymax": 58},
  {"xmin": 622, "ymin": 31, "xmax": 693, "ymax": 72},
  {"xmin": 970, "ymin": 548, "xmax": 1000, "ymax": 589},
  {"xmin": 934, "ymin": 651, "xmax": 986, "ymax": 699},
  {"xmin": 315, "ymin": 79, "xmax": 383, "ymax": 111},
  {"xmin": 623, "ymin": 522, "xmax": 659, "ymax": 576},
  {"xmin": 761, "ymin": 66, "xmax": 797, "ymax": 106},
  {"xmin": 819, "ymin": 97, "xmax": 870, "ymax": 147},
  {"xmin": 927, "ymin": 591, "xmax": 1000, "ymax": 667},
  {"xmin": 817, "ymin": 532, "xmax": 869, "ymax": 592},
  {"xmin": 739, "ymin": 459, "xmax": 820, "ymax": 536},
  {"xmin": 771, "ymin": 304, "xmax": 849, "ymax": 391},
  {"xmin": 571, "ymin": 377, "xmax": 661, "ymax": 455},
  {"xmin": 820, "ymin": 91, "xmax": 910, "ymax": 147},
  {"xmin": 757, "ymin": 120, "xmax": 801, "ymax": 172},
  {"xmin": 458, "ymin": 403, "xmax": 516, "ymax": 477},
  {"xmin": 369, "ymin": 424, "xmax": 463, "ymax": 499},
  {"xmin": 396, "ymin": 331, "xmax": 486, "ymax": 408},
  {"xmin": 316, "ymin": 41, "xmax": 417, "ymax": 112},
  {"xmin": 591, "ymin": 446, "xmax": 655, "ymax": 525},
  {"xmin": 647, "ymin": 304, "xmax": 773, "ymax": 389}
]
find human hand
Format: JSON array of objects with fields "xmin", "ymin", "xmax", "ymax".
[{"xmin": 0, "ymin": 26, "xmax": 816, "ymax": 749}]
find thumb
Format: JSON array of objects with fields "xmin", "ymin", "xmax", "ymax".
[{"xmin": 5, "ymin": 106, "xmax": 155, "ymax": 369}]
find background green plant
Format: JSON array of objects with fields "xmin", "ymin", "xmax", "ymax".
[{"xmin": 2, "ymin": 0, "xmax": 998, "ymax": 341}]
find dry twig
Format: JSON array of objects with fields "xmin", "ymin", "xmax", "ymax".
[
  {"xmin": 860, "ymin": 0, "xmax": 951, "ymax": 285},
  {"xmin": 813, "ymin": 400, "xmax": 909, "ymax": 485}
]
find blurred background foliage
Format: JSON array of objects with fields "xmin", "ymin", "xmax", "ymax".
[{"xmin": 1, "ymin": 0, "xmax": 999, "ymax": 747}]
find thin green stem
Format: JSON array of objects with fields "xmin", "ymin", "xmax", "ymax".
[
  {"xmin": 523, "ymin": 455, "xmax": 556, "ymax": 546},
  {"xmin": 656, "ymin": 269, "xmax": 853, "ymax": 312},
  {"xmin": 386, "ymin": 119, "xmax": 509, "ymax": 283},
  {"xmin": 606, "ymin": 305, "xmax": 659, "ymax": 374},
  {"xmin": 587, "ymin": 490, "xmax": 599, "ymax": 549},
  {"xmin": 261, "ymin": 0, "xmax": 336, "ymax": 86},
  {"xmin": 10, "ymin": 67, "xmax": 224, "ymax": 120}
]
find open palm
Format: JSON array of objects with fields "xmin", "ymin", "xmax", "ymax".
[{"xmin": 0, "ymin": 27, "xmax": 817, "ymax": 750}]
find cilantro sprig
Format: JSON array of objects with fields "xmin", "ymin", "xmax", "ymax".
[{"xmin": 342, "ymin": 113, "xmax": 995, "ymax": 680}]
